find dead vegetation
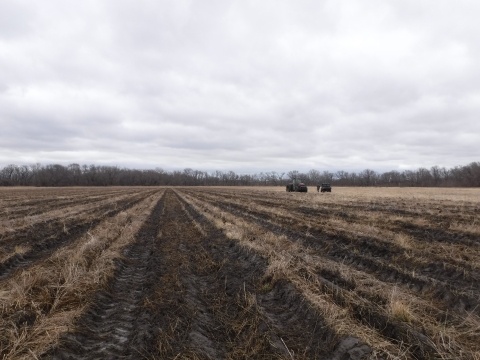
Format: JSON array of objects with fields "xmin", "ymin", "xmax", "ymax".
[
  {"xmin": 0, "ymin": 186, "xmax": 479, "ymax": 359},
  {"xmin": 181, "ymin": 186, "xmax": 480, "ymax": 359},
  {"xmin": 0, "ymin": 188, "xmax": 162, "ymax": 359}
]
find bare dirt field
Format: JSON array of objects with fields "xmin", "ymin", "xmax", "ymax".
[{"xmin": 1, "ymin": 186, "xmax": 479, "ymax": 359}]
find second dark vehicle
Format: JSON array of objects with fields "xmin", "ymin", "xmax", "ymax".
[{"xmin": 318, "ymin": 183, "xmax": 331, "ymax": 192}]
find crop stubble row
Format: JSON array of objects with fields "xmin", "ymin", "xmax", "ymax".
[
  {"xmin": 191, "ymin": 188, "xmax": 480, "ymax": 295},
  {"xmin": 0, "ymin": 188, "xmax": 147, "ymax": 234},
  {"xmin": 0, "ymin": 190, "xmax": 158, "ymax": 281},
  {"xmin": 0, "ymin": 188, "xmax": 140, "ymax": 219},
  {"xmin": 181, "ymin": 188, "xmax": 480, "ymax": 359},
  {"xmin": 0, "ymin": 187, "xmax": 479, "ymax": 359},
  {"xmin": 1, "ymin": 189, "xmax": 163, "ymax": 359},
  {"xmin": 48, "ymin": 190, "xmax": 350, "ymax": 359}
]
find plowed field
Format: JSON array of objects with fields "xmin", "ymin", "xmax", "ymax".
[{"xmin": 1, "ymin": 186, "xmax": 479, "ymax": 359}]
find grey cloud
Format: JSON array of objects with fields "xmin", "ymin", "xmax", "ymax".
[
  {"xmin": 0, "ymin": 1, "xmax": 34, "ymax": 40},
  {"xmin": 1, "ymin": 0, "xmax": 479, "ymax": 173}
]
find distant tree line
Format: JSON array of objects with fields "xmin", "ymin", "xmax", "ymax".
[{"xmin": 0, "ymin": 162, "xmax": 479, "ymax": 187}]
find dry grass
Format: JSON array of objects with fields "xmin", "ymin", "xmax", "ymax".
[
  {"xmin": 180, "ymin": 188, "xmax": 480, "ymax": 359},
  {"xmin": 0, "ymin": 189, "xmax": 145, "ymax": 237},
  {"xmin": 0, "ymin": 245, "xmax": 31, "ymax": 263},
  {"xmin": 0, "ymin": 191, "xmax": 163, "ymax": 359},
  {"xmin": 232, "ymin": 185, "xmax": 480, "ymax": 202},
  {"xmin": 181, "ymin": 192, "xmax": 400, "ymax": 357},
  {"xmin": 1, "ymin": 186, "xmax": 479, "ymax": 359},
  {"xmin": 394, "ymin": 233, "xmax": 414, "ymax": 249},
  {"xmin": 191, "ymin": 187, "xmax": 480, "ymax": 280},
  {"xmin": 389, "ymin": 288, "xmax": 414, "ymax": 323}
]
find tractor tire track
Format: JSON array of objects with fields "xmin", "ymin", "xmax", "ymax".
[
  {"xmin": 0, "ymin": 190, "xmax": 137, "ymax": 219},
  {"xmin": 46, "ymin": 193, "xmax": 166, "ymax": 360},
  {"xmin": 0, "ymin": 190, "xmax": 149, "ymax": 240},
  {"xmin": 51, "ymin": 189, "xmax": 363, "ymax": 359},
  {"xmin": 0, "ymin": 192, "xmax": 153, "ymax": 281},
  {"xmin": 192, "ymin": 192, "xmax": 480, "ymax": 308},
  {"xmin": 202, "ymin": 189, "xmax": 480, "ymax": 246},
  {"xmin": 182, "ymin": 192, "xmax": 450, "ymax": 359},
  {"xmin": 174, "ymin": 191, "xmax": 368, "ymax": 359}
]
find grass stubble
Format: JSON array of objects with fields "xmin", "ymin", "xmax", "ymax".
[
  {"xmin": 0, "ymin": 186, "xmax": 479, "ymax": 359},
  {"xmin": 180, "ymin": 188, "xmax": 480, "ymax": 359},
  {"xmin": 0, "ymin": 190, "xmax": 164, "ymax": 359}
]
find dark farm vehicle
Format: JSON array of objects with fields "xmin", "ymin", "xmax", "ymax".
[
  {"xmin": 286, "ymin": 178, "xmax": 308, "ymax": 192},
  {"xmin": 318, "ymin": 183, "xmax": 331, "ymax": 192}
]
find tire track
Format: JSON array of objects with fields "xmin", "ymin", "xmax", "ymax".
[
  {"xmin": 0, "ymin": 192, "xmax": 153, "ymax": 281},
  {"xmin": 51, "ymin": 189, "xmax": 362, "ymax": 359},
  {"xmin": 174, "ymin": 190, "xmax": 369, "ymax": 359},
  {"xmin": 0, "ymin": 192, "xmax": 164, "ymax": 360},
  {"xmin": 183, "ymin": 192, "xmax": 423, "ymax": 357},
  {"xmin": 190, "ymin": 191, "xmax": 480, "ymax": 308},
  {"xmin": 0, "ymin": 190, "xmax": 134, "ymax": 219},
  {"xmin": 0, "ymin": 190, "xmax": 148, "ymax": 239},
  {"xmin": 2, "ymin": 194, "xmax": 130, "ymax": 219},
  {"xmin": 201, "ymin": 189, "xmax": 480, "ymax": 246},
  {"xmin": 182, "ymin": 190, "xmax": 479, "ymax": 358},
  {"xmin": 47, "ymin": 193, "xmax": 166, "ymax": 359}
]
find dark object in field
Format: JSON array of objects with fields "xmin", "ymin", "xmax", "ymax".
[
  {"xmin": 318, "ymin": 183, "xmax": 331, "ymax": 192},
  {"xmin": 286, "ymin": 178, "xmax": 308, "ymax": 192}
]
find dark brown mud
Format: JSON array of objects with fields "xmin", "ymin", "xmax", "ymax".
[
  {"xmin": 174, "ymin": 191, "xmax": 348, "ymax": 359},
  {"xmin": 392, "ymin": 220, "xmax": 480, "ymax": 246},
  {"xmin": 0, "ymin": 189, "xmax": 138, "ymax": 219},
  {"xmin": 0, "ymin": 191, "xmax": 154, "ymax": 249},
  {"xmin": 0, "ymin": 192, "xmax": 154, "ymax": 281},
  {"xmin": 194, "ymin": 193, "xmax": 480, "ymax": 289},
  {"xmin": 200, "ymin": 189, "xmax": 480, "ymax": 246},
  {"xmin": 187, "ymin": 191, "xmax": 480, "ymax": 321},
  {"xmin": 210, "ymin": 190, "xmax": 479, "ymax": 224},
  {"xmin": 46, "ymin": 189, "xmax": 369, "ymax": 360},
  {"xmin": 44, "ymin": 193, "xmax": 166, "ymax": 359}
]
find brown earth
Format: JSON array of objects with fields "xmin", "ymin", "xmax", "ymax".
[{"xmin": 1, "ymin": 186, "xmax": 479, "ymax": 359}]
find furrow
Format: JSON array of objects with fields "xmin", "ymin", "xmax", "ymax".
[
  {"xmin": 190, "ymin": 191, "xmax": 480, "ymax": 306},
  {"xmin": 47, "ymin": 193, "xmax": 166, "ymax": 359},
  {"xmin": 182, "ymin": 190, "xmax": 480, "ymax": 359},
  {"xmin": 0, "ymin": 192, "xmax": 153, "ymax": 281}
]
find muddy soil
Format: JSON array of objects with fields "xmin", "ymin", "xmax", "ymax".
[
  {"xmin": 47, "ymin": 189, "xmax": 369, "ymax": 359},
  {"xmin": 0, "ymin": 192, "xmax": 153, "ymax": 281},
  {"xmin": 0, "ymin": 189, "xmax": 138, "ymax": 219},
  {"xmin": 192, "ymin": 194, "xmax": 480, "ymax": 295},
  {"xmin": 183, "ymin": 192, "xmax": 448, "ymax": 357},
  {"xmin": 208, "ymin": 187, "xmax": 477, "ymax": 213},
  {"xmin": 45, "ymin": 193, "xmax": 166, "ymax": 359},
  {"xmin": 201, "ymin": 189, "xmax": 480, "ymax": 244},
  {"xmin": 191, "ymin": 191, "xmax": 480, "ymax": 305},
  {"xmin": 5, "ymin": 187, "xmax": 478, "ymax": 359}
]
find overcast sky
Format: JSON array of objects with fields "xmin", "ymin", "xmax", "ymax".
[{"xmin": 1, "ymin": 0, "xmax": 479, "ymax": 173}]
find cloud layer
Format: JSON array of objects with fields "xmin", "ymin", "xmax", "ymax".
[{"xmin": 1, "ymin": 0, "xmax": 479, "ymax": 172}]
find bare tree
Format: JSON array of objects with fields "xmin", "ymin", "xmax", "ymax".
[{"xmin": 1, "ymin": 162, "xmax": 479, "ymax": 187}]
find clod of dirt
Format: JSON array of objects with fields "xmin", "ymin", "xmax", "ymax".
[
  {"xmin": 327, "ymin": 336, "xmax": 371, "ymax": 360},
  {"xmin": 11, "ymin": 309, "xmax": 37, "ymax": 327}
]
